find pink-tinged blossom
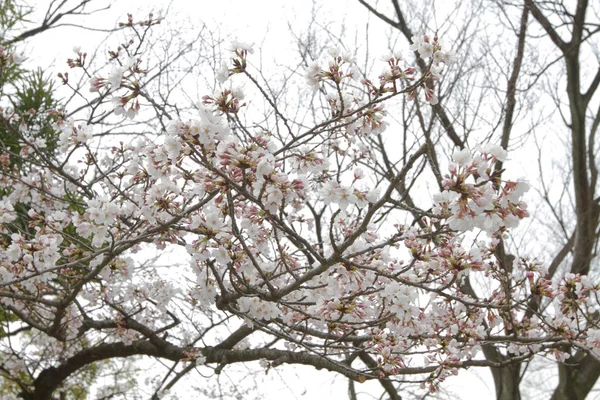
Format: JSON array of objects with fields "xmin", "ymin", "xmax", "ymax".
[
  {"xmin": 425, "ymin": 88, "xmax": 438, "ymax": 105},
  {"xmin": 504, "ymin": 180, "xmax": 530, "ymax": 203},
  {"xmin": 111, "ymin": 96, "xmax": 126, "ymax": 116},
  {"xmin": 440, "ymin": 148, "xmax": 531, "ymax": 234},
  {"xmin": 89, "ymin": 76, "xmax": 103, "ymax": 92},
  {"xmin": 124, "ymin": 100, "xmax": 139, "ymax": 120},
  {"xmin": 305, "ymin": 62, "xmax": 321, "ymax": 88}
]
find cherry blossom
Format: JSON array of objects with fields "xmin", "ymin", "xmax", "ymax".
[{"xmin": 1, "ymin": 16, "xmax": 598, "ymax": 400}]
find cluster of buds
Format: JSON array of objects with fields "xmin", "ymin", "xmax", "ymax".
[
  {"xmin": 67, "ymin": 47, "xmax": 87, "ymax": 68},
  {"xmin": 118, "ymin": 13, "xmax": 161, "ymax": 28},
  {"xmin": 406, "ymin": 34, "xmax": 456, "ymax": 105},
  {"xmin": 87, "ymin": 56, "xmax": 144, "ymax": 119},
  {"xmin": 230, "ymin": 41, "xmax": 254, "ymax": 73},
  {"xmin": 433, "ymin": 146, "xmax": 529, "ymax": 234},
  {"xmin": 112, "ymin": 95, "xmax": 140, "ymax": 120},
  {"xmin": 362, "ymin": 52, "xmax": 416, "ymax": 97},
  {"xmin": 57, "ymin": 14, "xmax": 154, "ymax": 120},
  {"xmin": 305, "ymin": 46, "xmax": 356, "ymax": 89},
  {"xmin": 202, "ymin": 88, "xmax": 246, "ymax": 116},
  {"xmin": 215, "ymin": 41, "xmax": 255, "ymax": 84},
  {"xmin": 306, "ymin": 34, "xmax": 454, "ymax": 107},
  {"xmin": 58, "ymin": 47, "xmax": 88, "ymax": 84},
  {"xmin": 410, "ymin": 34, "xmax": 455, "ymax": 64}
]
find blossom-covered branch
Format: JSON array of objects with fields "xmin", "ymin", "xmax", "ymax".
[{"xmin": 1, "ymin": 13, "xmax": 599, "ymax": 400}]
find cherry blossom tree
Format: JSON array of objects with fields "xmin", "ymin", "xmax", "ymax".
[
  {"xmin": 357, "ymin": 0, "xmax": 600, "ymax": 399},
  {"xmin": 1, "ymin": 3, "xmax": 600, "ymax": 400}
]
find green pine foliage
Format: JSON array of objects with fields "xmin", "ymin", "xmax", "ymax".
[{"xmin": 0, "ymin": 3, "xmax": 104, "ymax": 398}]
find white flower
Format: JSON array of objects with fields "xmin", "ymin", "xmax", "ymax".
[
  {"xmin": 216, "ymin": 61, "xmax": 229, "ymax": 83},
  {"xmin": 443, "ymin": 50, "xmax": 456, "ymax": 64},
  {"xmin": 231, "ymin": 86, "xmax": 245, "ymax": 100},
  {"xmin": 76, "ymin": 221, "xmax": 93, "ymax": 238},
  {"xmin": 452, "ymin": 148, "xmax": 472, "ymax": 166},
  {"xmin": 353, "ymin": 168, "xmax": 364, "ymax": 180},
  {"xmin": 125, "ymin": 106, "xmax": 137, "ymax": 120},
  {"xmin": 11, "ymin": 52, "xmax": 25, "ymax": 64},
  {"xmin": 204, "ymin": 210, "xmax": 225, "ymax": 230},
  {"xmin": 432, "ymin": 191, "xmax": 459, "ymax": 212},
  {"xmin": 111, "ymin": 97, "xmax": 125, "ymax": 116},
  {"xmin": 0, "ymin": 200, "xmax": 16, "ymax": 224},
  {"xmin": 305, "ymin": 62, "xmax": 321, "ymax": 88},
  {"xmin": 503, "ymin": 213, "xmax": 520, "ymax": 228},
  {"xmin": 229, "ymin": 40, "xmax": 254, "ymax": 54},
  {"xmin": 266, "ymin": 187, "xmax": 284, "ymax": 205},
  {"xmin": 74, "ymin": 123, "xmax": 93, "ymax": 144},
  {"xmin": 327, "ymin": 46, "xmax": 341, "ymax": 58},
  {"xmin": 6, "ymin": 242, "xmax": 20, "ymax": 262},
  {"xmin": 51, "ymin": 210, "xmax": 67, "ymax": 221},
  {"xmin": 506, "ymin": 180, "xmax": 530, "ymax": 203},
  {"xmin": 381, "ymin": 52, "xmax": 394, "ymax": 62},
  {"xmin": 448, "ymin": 215, "xmax": 475, "ymax": 231},
  {"xmin": 321, "ymin": 182, "xmax": 337, "ymax": 206},
  {"xmin": 409, "ymin": 35, "xmax": 423, "ymax": 51},
  {"xmin": 341, "ymin": 50, "xmax": 354, "ymax": 63},
  {"xmin": 256, "ymin": 158, "xmax": 274, "ymax": 177},
  {"xmin": 430, "ymin": 63, "xmax": 444, "ymax": 80},
  {"xmin": 515, "ymin": 180, "xmax": 530, "ymax": 195},
  {"xmin": 366, "ymin": 188, "xmax": 380, "ymax": 203},
  {"xmin": 337, "ymin": 188, "xmax": 357, "ymax": 210},
  {"xmin": 107, "ymin": 66, "xmax": 123, "ymax": 91},
  {"xmin": 483, "ymin": 143, "xmax": 508, "ymax": 162},
  {"xmin": 163, "ymin": 137, "xmax": 182, "ymax": 162},
  {"xmin": 474, "ymin": 212, "xmax": 503, "ymax": 233},
  {"xmin": 32, "ymin": 136, "xmax": 47, "ymax": 149},
  {"xmin": 189, "ymin": 214, "xmax": 202, "ymax": 230},
  {"xmin": 122, "ymin": 56, "xmax": 136, "ymax": 69},
  {"xmin": 418, "ymin": 42, "xmax": 434, "ymax": 59}
]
